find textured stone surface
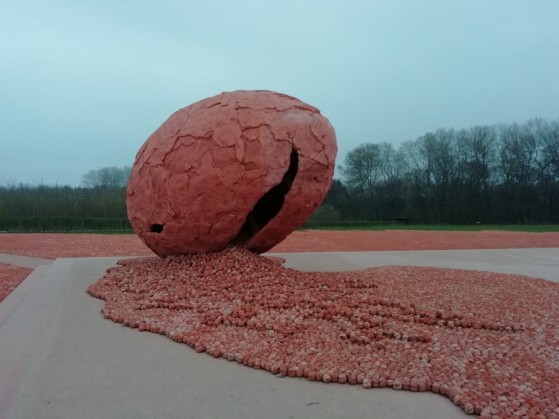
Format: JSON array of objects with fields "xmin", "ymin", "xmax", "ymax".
[{"xmin": 127, "ymin": 90, "xmax": 336, "ymax": 257}]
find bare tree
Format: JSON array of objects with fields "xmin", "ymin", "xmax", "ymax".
[
  {"xmin": 416, "ymin": 129, "xmax": 458, "ymax": 222},
  {"xmin": 497, "ymin": 123, "xmax": 538, "ymax": 222},
  {"xmin": 529, "ymin": 119, "xmax": 559, "ymax": 222},
  {"xmin": 455, "ymin": 125, "xmax": 497, "ymax": 222},
  {"xmin": 498, "ymin": 124, "xmax": 537, "ymax": 185},
  {"xmin": 82, "ymin": 166, "xmax": 131, "ymax": 188},
  {"xmin": 537, "ymin": 119, "xmax": 559, "ymax": 179},
  {"xmin": 339, "ymin": 143, "xmax": 382, "ymax": 198}
]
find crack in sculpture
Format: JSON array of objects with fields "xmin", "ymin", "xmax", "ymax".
[{"xmin": 232, "ymin": 148, "xmax": 299, "ymax": 245}]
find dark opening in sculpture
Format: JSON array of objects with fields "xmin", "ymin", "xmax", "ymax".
[{"xmin": 233, "ymin": 148, "xmax": 299, "ymax": 244}]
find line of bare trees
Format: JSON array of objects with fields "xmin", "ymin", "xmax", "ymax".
[
  {"xmin": 0, "ymin": 167, "xmax": 131, "ymax": 231},
  {"xmin": 1, "ymin": 118, "xmax": 558, "ymax": 230},
  {"xmin": 321, "ymin": 118, "xmax": 559, "ymax": 224},
  {"xmin": 0, "ymin": 184, "xmax": 128, "ymax": 219}
]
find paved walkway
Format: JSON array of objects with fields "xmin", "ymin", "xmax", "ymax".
[
  {"xmin": 1, "ymin": 248, "xmax": 558, "ymax": 418},
  {"xmin": 0, "ymin": 253, "xmax": 52, "ymax": 269},
  {"xmin": 271, "ymin": 247, "xmax": 559, "ymax": 282}
]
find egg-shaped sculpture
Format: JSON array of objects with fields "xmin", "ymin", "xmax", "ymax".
[{"xmin": 127, "ymin": 90, "xmax": 336, "ymax": 257}]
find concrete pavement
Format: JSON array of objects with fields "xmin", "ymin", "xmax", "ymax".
[
  {"xmin": 1, "ymin": 248, "xmax": 557, "ymax": 419},
  {"xmin": 0, "ymin": 253, "xmax": 52, "ymax": 269},
  {"xmin": 273, "ymin": 247, "xmax": 559, "ymax": 282}
]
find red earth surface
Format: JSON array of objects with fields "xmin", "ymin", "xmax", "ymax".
[
  {"xmin": 1, "ymin": 230, "xmax": 558, "ymax": 306},
  {"xmin": 0, "ymin": 263, "xmax": 32, "ymax": 302},
  {"xmin": 1, "ymin": 230, "xmax": 558, "ymax": 259},
  {"xmin": 1, "ymin": 230, "xmax": 558, "ymax": 303}
]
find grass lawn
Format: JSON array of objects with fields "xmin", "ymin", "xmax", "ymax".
[{"xmin": 303, "ymin": 223, "xmax": 559, "ymax": 233}]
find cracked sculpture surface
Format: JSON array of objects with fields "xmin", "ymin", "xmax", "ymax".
[{"xmin": 127, "ymin": 90, "xmax": 337, "ymax": 257}]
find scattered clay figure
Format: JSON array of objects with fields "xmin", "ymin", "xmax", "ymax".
[{"xmin": 89, "ymin": 248, "xmax": 559, "ymax": 418}]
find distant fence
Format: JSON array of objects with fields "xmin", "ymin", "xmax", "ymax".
[{"xmin": 0, "ymin": 217, "xmax": 133, "ymax": 233}]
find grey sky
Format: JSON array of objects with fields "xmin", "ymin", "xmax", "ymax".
[{"xmin": 1, "ymin": 0, "xmax": 558, "ymax": 186}]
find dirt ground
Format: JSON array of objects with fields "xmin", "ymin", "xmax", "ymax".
[
  {"xmin": 1, "ymin": 230, "xmax": 558, "ymax": 303},
  {"xmin": 0, "ymin": 263, "xmax": 32, "ymax": 302},
  {"xmin": 1, "ymin": 230, "xmax": 559, "ymax": 259}
]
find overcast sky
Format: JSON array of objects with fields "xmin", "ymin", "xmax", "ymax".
[{"xmin": 1, "ymin": 1, "xmax": 558, "ymax": 186}]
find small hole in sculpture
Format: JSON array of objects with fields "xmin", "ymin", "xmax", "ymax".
[{"xmin": 150, "ymin": 224, "xmax": 164, "ymax": 233}]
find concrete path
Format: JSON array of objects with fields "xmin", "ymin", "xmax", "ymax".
[
  {"xmin": 0, "ymin": 253, "xmax": 53, "ymax": 329},
  {"xmin": 0, "ymin": 253, "xmax": 52, "ymax": 269},
  {"xmin": 272, "ymin": 247, "xmax": 559, "ymax": 282},
  {"xmin": 1, "ymin": 248, "xmax": 558, "ymax": 419}
]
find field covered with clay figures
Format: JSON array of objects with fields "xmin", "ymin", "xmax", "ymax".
[
  {"xmin": 1, "ymin": 230, "xmax": 559, "ymax": 417},
  {"xmin": 1, "ymin": 229, "xmax": 559, "ymax": 258}
]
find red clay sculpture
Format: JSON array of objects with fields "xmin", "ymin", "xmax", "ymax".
[{"xmin": 127, "ymin": 90, "xmax": 337, "ymax": 257}]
